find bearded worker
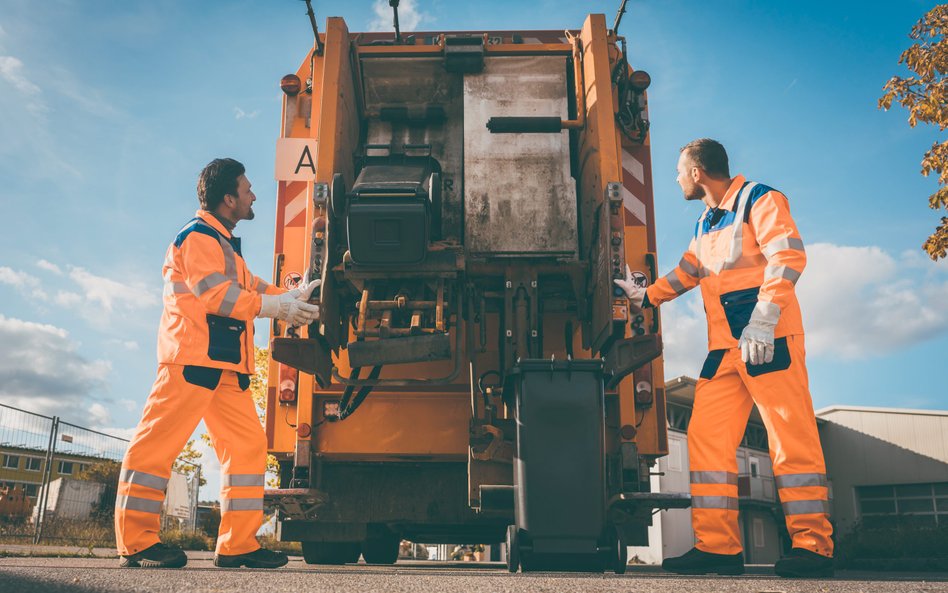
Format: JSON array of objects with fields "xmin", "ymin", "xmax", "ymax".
[
  {"xmin": 615, "ymin": 139, "xmax": 834, "ymax": 578},
  {"xmin": 115, "ymin": 158, "xmax": 319, "ymax": 569}
]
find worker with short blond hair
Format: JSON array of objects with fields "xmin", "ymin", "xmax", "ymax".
[
  {"xmin": 616, "ymin": 138, "xmax": 834, "ymax": 578},
  {"xmin": 115, "ymin": 158, "xmax": 319, "ymax": 569}
]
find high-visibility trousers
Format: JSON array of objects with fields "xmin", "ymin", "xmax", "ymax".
[
  {"xmin": 688, "ymin": 334, "xmax": 834, "ymax": 557},
  {"xmin": 115, "ymin": 364, "xmax": 266, "ymax": 557}
]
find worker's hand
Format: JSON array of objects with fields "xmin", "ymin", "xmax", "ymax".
[
  {"xmin": 286, "ymin": 279, "xmax": 321, "ymax": 302},
  {"xmin": 613, "ymin": 264, "xmax": 647, "ymax": 310},
  {"xmin": 259, "ymin": 281, "xmax": 321, "ymax": 327},
  {"xmin": 738, "ymin": 321, "xmax": 775, "ymax": 365}
]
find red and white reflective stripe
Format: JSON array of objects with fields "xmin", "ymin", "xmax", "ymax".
[
  {"xmin": 284, "ymin": 190, "xmax": 307, "ymax": 227},
  {"xmin": 621, "ymin": 148, "xmax": 648, "ymax": 225}
]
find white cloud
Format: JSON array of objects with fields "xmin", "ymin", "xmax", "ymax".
[
  {"xmin": 0, "ymin": 55, "xmax": 46, "ymax": 115},
  {"xmin": 368, "ymin": 0, "xmax": 431, "ymax": 33},
  {"xmin": 0, "ymin": 265, "xmax": 48, "ymax": 299},
  {"xmin": 797, "ymin": 243, "xmax": 948, "ymax": 359},
  {"xmin": 658, "ymin": 292, "xmax": 708, "ymax": 379},
  {"xmin": 656, "ymin": 243, "xmax": 948, "ymax": 374},
  {"xmin": 68, "ymin": 265, "xmax": 160, "ymax": 312},
  {"xmin": 0, "ymin": 315, "xmax": 113, "ymax": 427},
  {"xmin": 54, "ymin": 290, "xmax": 82, "ymax": 306},
  {"xmin": 36, "ymin": 259, "xmax": 62, "ymax": 274},
  {"xmin": 234, "ymin": 106, "xmax": 259, "ymax": 120},
  {"xmin": 107, "ymin": 338, "xmax": 140, "ymax": 351}
]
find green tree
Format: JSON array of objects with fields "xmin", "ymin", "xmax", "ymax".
[
  {"xmin": 173, "ymin": 439, "xmax": 207, "ymax": 487},
  {"xmin": 879, "ymin": 4, "xmax": 948, "ymax": 260}
]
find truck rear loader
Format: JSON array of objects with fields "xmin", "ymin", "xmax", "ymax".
[{"xmin": 263, "ymin": 8, "xmax": 689, "ymax": 572}]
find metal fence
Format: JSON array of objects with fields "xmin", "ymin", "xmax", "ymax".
[{"xmin": 0, "ymin": 403, "xmax": 201, "ymax": 546}]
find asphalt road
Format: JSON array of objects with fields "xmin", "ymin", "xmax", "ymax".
[{"xmin": 1, "ymin": 556, "xmax": 947, "ymax": 593}]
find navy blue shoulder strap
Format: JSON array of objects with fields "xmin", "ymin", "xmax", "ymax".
[{"xmin": 173, "ymin": 217, "xmax": 242, "ymax": 256}]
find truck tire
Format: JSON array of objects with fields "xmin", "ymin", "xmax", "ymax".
[
  {"xmin": 505, "ymin": 524, "xmax": 520, "ymax": 573},
  {"xmin": 362, "ymin": 532, "xmax": 399, "ymax": 565},
  {"xmin": 301, "ymin": 541, "xmax": 361, "ymax": 565}
]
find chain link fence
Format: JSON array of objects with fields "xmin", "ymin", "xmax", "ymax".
[{"xmin": 0, "ymin": 403, "xmax": 200, "ymax": 547}]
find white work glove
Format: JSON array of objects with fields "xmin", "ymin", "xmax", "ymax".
[
  {"xmin": 259, "ymin": 279, "xmax": 321, "ymax": 327},
  {"xmin": 738, "ymin": 321, "xmax": 775, "ymax": 365},
  {"xmin": 613, "ymin": 264, "xmax": 647, "ymax": 310}
]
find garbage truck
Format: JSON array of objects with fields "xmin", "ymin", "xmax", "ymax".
[{"xmin": 263, "ymin": 7, "xmax": 689, "ymax": 572}]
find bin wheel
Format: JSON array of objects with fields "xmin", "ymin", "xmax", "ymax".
[
  {"xmin": 612, "ymin": 526, "xmax": 628, "ymax": 574},
  {"xmin": 505, "ymin": 524, "xmax": 520, "ymax": 573},
  {"xmin": 362, "ymin": 532, "xmax": 400, "ymax": 565},
  {"xmin": 301, "ymin": 541, "xmax": 361, "ymax": 565}
]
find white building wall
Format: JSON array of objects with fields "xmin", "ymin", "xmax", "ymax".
[{"xmin": 816, "ymin": 407, "xmax": 948, "ymax": 532}]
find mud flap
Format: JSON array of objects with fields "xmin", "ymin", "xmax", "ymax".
[
  {"xmin": 603, "ymin": 334, "xmax": 663, "ymax": 390},
  {"xmin": 271, "ymin": 335, "xmax": 332, "ymax": 388}
]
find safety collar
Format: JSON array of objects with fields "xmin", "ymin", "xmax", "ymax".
[
  {"xmin": 196, "ymin": 210, "xmax": 233, "ymax": 239},
  {"xmin": 718, "ymin": 174, "xmax": 747, "ymax": 211}
]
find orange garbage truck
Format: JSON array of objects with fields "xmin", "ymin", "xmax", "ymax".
[{"xmin": 264, "ymin": 8, "xmax": 688, "ymax": 572}]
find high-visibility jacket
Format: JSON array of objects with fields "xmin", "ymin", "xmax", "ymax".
[
  {"xmin": 646, "ymin": 175, "xmax": 806, "ymax": 350},
  {"xmin": 158, "ymin": 210, "xmax": 284, "ymax": 373}
]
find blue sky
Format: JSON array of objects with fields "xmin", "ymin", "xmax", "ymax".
[{"xmin": 1, "ymin": 0, "xmax": 946, "ymax": 500}]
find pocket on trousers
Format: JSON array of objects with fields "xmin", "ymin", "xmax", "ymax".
[
  {"xmin": 183, "ymin": 365, "xmax": 224, "ymax": 390},
  {"xmin": 699, "ymin": 349, "xmax": 727, "ymax": 380},
  {"xmin": 746, "ymin": 336, "xmax": 792, "ymax": 377},
  {"xmin": 206, "ymin": 314, "xmax": 246, "ymax": 364},
  {"xmin": 237, "ymin": 373, "xmax": 251, "ymax": 391},
  {"xmin": 720, "ymin": 286, "xmax": 760, "ymax": 340}
]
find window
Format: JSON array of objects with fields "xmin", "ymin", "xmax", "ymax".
[
  {"xmin": 749, "ymin": 457, "xmax": 760, "ymax": 479},
  {"xmin": 23, "ymin": 483, "xmax": 39, "ymax": 497},
  {"xmin": 57, "ymin": 461, "xmax": 74, "ymax": 475},
  {"xmin": 753, "ymin": 517, "xmax": 766, "ymax": 548},
  {"xmin": 2, "ymin": 455, "xmax": 19, "ymax": 470},
  {"xmin": 24, "ymin": 457, "xmax": 42, "ymax": 472},
  {"xmin": 857, "ymin": 482, "xmax": 948, "ymax": 526}
]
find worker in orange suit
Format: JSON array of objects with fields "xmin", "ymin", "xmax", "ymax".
[
  {"xmin": 116, "ymin": 158, "xmax": 320, "ymax": 569},
  {"xmin": 616, "ymin": 139, "xmax": 834, "ymax": 578}
]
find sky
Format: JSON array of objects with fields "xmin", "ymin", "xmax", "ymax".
[{"xmin": 0, "ymin": 0, "xmax": 945, "ymax": 502}]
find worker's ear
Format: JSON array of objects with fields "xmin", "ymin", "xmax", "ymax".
[
  {"xmin": 222, "ymin": 193, "xmax": 238, "ymax": 208},
  {"xmin": 690, "ymin": 166, "xmax": 702, "ymax": 184}
]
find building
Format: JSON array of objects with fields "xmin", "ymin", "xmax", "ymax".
[
  {"xmin": 631, "ymin": 377, "xmax": 948, "ymax": 565},
  {"xmin": 0, "ymin": 445, "xmax": 102, "ymax": 502}
]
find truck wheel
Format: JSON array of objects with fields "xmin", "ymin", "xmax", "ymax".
[
  {"xmin": 301, "ymin": 541, "xmax": 361, "ymax": 565},
  {"xmin": 612, "ymin": 527, "xmax": 628, "ymax": 574},
  {"xmin": 505, "ymin": 524, "xmax": 519, "ymax": 573},
  {"xmin": 362, "ymin": 532, "xmax": 399, "ymax": 564}
]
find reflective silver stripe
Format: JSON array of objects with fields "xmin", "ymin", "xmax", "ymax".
[
  {"xmin": 764, "ymin": 265, "xmax": 802, "ymax": 285},
  {"xmin": 782, "ymin": 499, "xmax": 830, "ymax": 515},
  {"xmin": 221, "ymin": 498, "xmax": 264, "ymax": 512},
  {"xmin": 255, "ymin": 281, "xmax": 269, "ymax": 294},
  {"xmin": 119, "ymin": 469, "xmax": 168, "ymax": 492},
  {"xmin": 666, "ymin": 271, "xmax": 688, "ymax": 295},
  {"xmin": 775, "ymin": 473, "xmax": 827, "ymax": 489},
  {"xmin": 217, "ymin": 283, "xmax": 242, "ymax": 316},
  {"xmin": 690, "ymin": 471, "xmax": 738, "ymax": 485},
  {"xmin": 173, "ymin": 281, "xmax": 190, "ymax": 294},
  {"xmin": 218, "ymin": 237, "xmax": 238, "ymax": 281},
  {"xmin": 222, "ymin": 474, "xmax": 265, "ymax": 487},
  {"xmin": 116, "ymin": 494, "xmax": 162, "ymax": 514},
  {"xmin": 726, "ymin": 183, "xmax": 757, "ymax": 269},
  {"xmin": 194, "ymin": 272, "xmax": 228, "ymax": 296},
  {"xmin": 692, "ymin": 495, "xmax": 740, "ymax": 510},
  {"xmin": 762, "ymin": 237, "xmax": 805, "ymax": 259},
  {"xmin": 678, "ymin": 256, "xmax": 699, "ymax": 278}
]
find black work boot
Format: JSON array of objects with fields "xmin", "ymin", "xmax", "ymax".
[
  {"xmin": 662, "ymin": 547, "xmax": 744, "ymax": 575},
  {"xmin": 214, "ymin": 547, "xmax": 289, "ymax": 569},
  {"xmin": 775, "ymin": 548, "xmax": 834, "ymax": 578},
  {"xmin": 120, "ymin": 542, "xmax": 188, "ymax": 568}
]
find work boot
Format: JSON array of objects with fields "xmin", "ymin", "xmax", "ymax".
[
  {"xmin": 662, "ymin": 547, "xmax": 744, "ymax": 575},
  {"xmin": 774, "ymin": 548, "xmax": 834, "ymax": 578},
  {"xmin": 214, "ymin": 547, "xmax": 289, "ymax": 569},
  {"xmin": 119, "ymin": 542, "xmax": 188, "ymax": 568}
]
